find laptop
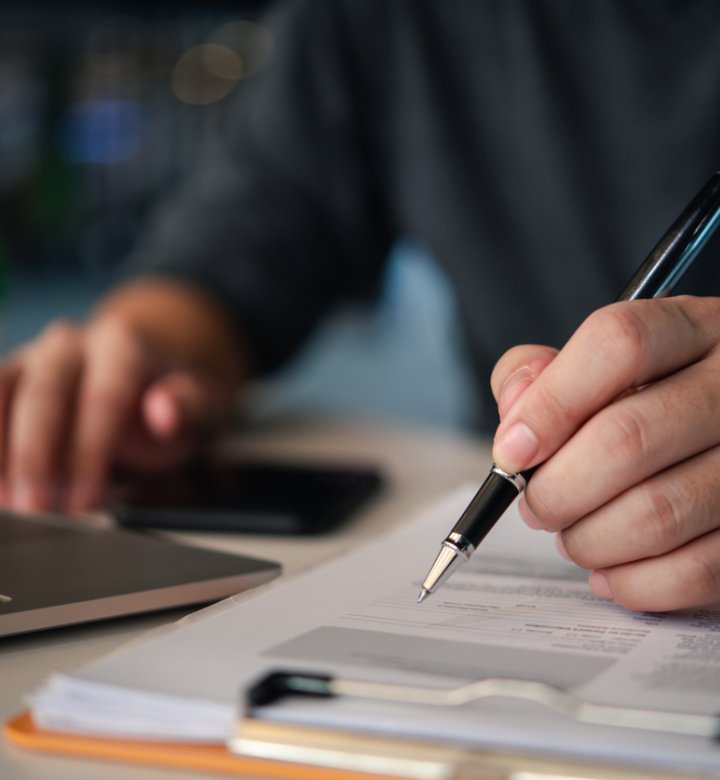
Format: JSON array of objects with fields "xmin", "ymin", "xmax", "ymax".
[{"xmin": 0, "ymin": 510, "xmax": 280, "ymax": 638}]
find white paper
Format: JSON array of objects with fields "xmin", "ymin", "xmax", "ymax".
[{"xmin": 30, "ymin": 485, "xmax": 720, "ymax": 773}]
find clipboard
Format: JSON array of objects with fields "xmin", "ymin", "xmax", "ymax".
[
  {"xmin": 7, "ymin": 484, "xmax": 720, "ymax": 780},
  {"xmin": 7, "ymin": 669, "xmax": 719, "ymax": 780},
  {"xmin": 6, "ymin": 709, "xmax": 706, "ymax": 780}
]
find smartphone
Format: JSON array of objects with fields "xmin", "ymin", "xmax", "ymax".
[{"xmin": 110, "ymin": 460, "xmax": 384, "ymax": 535}]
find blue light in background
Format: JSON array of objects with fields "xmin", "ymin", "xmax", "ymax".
[{"xmin": 56, "ymin": 98, "xmax": 147, "ymax": 165}]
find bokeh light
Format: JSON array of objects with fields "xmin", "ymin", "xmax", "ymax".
[
  {"xmin": 56, "ymin": 98, "xmax": 148, "ymax": 165},
  {"xmin": 171, "ymin": 43, "xmax": 243, "ymax": 105}
]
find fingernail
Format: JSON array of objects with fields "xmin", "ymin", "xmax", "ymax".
[
  {"xmin": 555, "ymin": 533, "xmax": 572, "ymax": 560},
  {"xmin": 147, "ymin": 392, "xmax": 179, "ymax": 439},
  {"xmin": 494, "ymin": 421, "xmax": 539, "ymax": 472},
  {"xmin": 498, "ymin": 366, "xmax": 532, "ymax": 418},
  {"xmin": 519, "ymin": 496, "xmax": 545, "ymax": 530},
  {"xmin": 589, "ymin": 570, "xmax": 613, "ymax": 600}
]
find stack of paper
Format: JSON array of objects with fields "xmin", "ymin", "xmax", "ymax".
[{"xmin": 29, "ymin": 485, "xmax": 720, "ymax": 774}]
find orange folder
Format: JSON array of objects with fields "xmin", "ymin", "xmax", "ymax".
[
  {"xmin": 6, "ymin": 710, "xmax": 384, "ymax": 780},
  {"xmin": 6, "ymin": 708, "xmax": 698, "ymax": 780}
]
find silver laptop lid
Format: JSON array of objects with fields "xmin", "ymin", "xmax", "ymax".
[{"xmin": 0, "ymin": 512, "xmax": 280, "ymax": 637}]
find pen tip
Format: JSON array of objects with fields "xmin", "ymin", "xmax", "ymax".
[{"xmin": 417, "ymin": 588, "xmax": 430, "ymax": 604}]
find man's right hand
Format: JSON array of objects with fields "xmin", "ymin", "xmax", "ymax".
[{"xmin": 0, "ymin": 279, "xmax": 247, "ymax": 514}]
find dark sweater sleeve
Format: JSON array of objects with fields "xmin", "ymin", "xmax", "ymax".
[{"xmin": 124, "ymin": 0, "xmax": 393, "ymax": 374}]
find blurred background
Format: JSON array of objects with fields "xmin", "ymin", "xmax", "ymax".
[{"xmin": 0, "ymin": 1, "xmax": 474, "ymax": 430}]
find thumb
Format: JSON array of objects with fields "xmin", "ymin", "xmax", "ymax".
[
  {"xmin": 141, "ymin": 371, "xmax": 226, "ymax": 441},
  {"xmin": 491, "ymin": 345, "xmax": 558, "ymax": 421}
]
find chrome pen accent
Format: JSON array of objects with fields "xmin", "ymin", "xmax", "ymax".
[
  {"xmin": 417, "ymin": 532, "xmax": 475, "ymax": 603},
  {"xmin": 490, "ymin": 465, "xmax": 527, "ymax": 491}
]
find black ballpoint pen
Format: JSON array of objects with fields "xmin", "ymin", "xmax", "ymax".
[{"xmin": 418, "ymin": 171, "xmax": 720, "ymax": 603}]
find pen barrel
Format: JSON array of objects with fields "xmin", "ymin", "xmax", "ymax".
[
  {"xmin": 452, "ymin": 469, "xmax": 527, "ymax": 547},
  {"xmin": 617, "ymin": 171, "xmax": 720, "ymax": 301}
]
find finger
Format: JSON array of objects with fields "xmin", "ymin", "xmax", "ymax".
[
  {"xmin": 518, "ymin": 495, "xmax": 546, "ymax": 529},
  {"xmin": 493, "ymin": 296, "xmax": 720, "ymax": 473},
  {"xmin": 558, "ymin": 445, "xmax": 720, "ymax": 570},
  {"xmin": 142, "ymin": 371, "xmax": 224, "ymax": 441},
  {"xmin": 6, "ymin": 322, "xmax": 83, "ymax": 510},
  {"xmin": 65, "ymin": 320, "xmax": 150, "ymax": 510},
  {"xmin": 590, "ymin": 528, "xmax": 720, "ymax": 612},
  {"xmin": 0, "ymin": 358, "xmax": 22, "ymax": 502},
  {"xmin": 525, "ymin": 352, "xmax": 720, "ymax": 529},
  {"xmin": 107, "ymin": 372, "xmax": 229, "ymax": 475},
  {"xmin": 490, "ymin": 345, "xmax": 558, "ymax": 420}
]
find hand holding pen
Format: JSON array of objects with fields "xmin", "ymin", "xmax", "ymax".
[{"xmin": 420, "ymin": 172, "xmax": 720, "ymax": 611}]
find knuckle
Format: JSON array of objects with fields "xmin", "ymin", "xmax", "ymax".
[
  {"xmin": 38, "ymin": 319, "xmax": 80, "ymax": 352},
  {"xmin": 93, "ymin": 318, "xmax": 144, "ymax": 362},
  {"xmin": 561, "ymin": 530, "xmax": 593, "ymax": 569},
  {"xmin": 604, "ymin": 405, "xmax": 653, "ymax": 464},
  {"xmin": 639, "ymin": 483, "xmax": 684, "ymax": 554},
  {"xmin": 84, "ymin": 321, "xmax": 148, "ymax": 395},
  {"xmin": 587, "ymin": 305, "xmax": 650, "ymax": 380},
  {"xmin": 685, "ymin": 549, "xmax": 720, "ymax": 605},
  {"xmin": 669, "ymin": 295, "xmax": 704, "ymax": 334},
  {"xmin": 523, "ymin": 382, "xmax": 570, "ymax": 440},
  {"xmin": 524, "ymin": 485, "xmax": 559, "ymax": 530}
]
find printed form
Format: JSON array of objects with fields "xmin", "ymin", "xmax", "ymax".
[{"xmin": 31, "ymin": 485, "xmax": 720, "ymax": 773}]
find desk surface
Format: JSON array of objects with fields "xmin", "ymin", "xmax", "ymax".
[{"xmin": 0, "ymin": 417, "xmax": 490, "ymax": 780}]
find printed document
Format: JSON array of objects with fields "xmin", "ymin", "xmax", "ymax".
[{"xmin": 30, "ymin": 485, "xmax": 720, "ymax": 773}]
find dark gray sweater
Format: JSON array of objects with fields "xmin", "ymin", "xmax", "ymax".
[{"xmin": 131, "ymin": 0, "xmax": 720, "ymax": 430}]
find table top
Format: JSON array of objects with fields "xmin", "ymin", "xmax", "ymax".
[{"xmin": 0, "ymin": 416, "xmax": 491, "ymax": 780}]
